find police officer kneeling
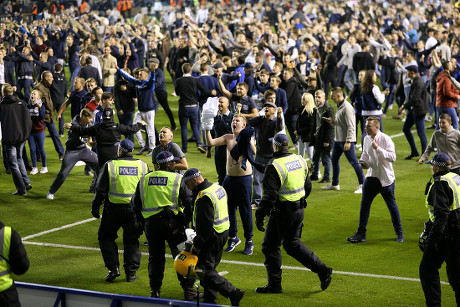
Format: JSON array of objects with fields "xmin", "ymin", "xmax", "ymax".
[
  {"xmin": 420, "ymin": 153, "xmax": 460, "ymax": 306},
  {"xmin": 131, "ymin": 151, "xmax": 197, "ymax": 300},
  {"xmin": 255, "ymin": 134, "xmax": 333, "ymax": 293},
  {"xmin": 92, "ymin": 139, "xmax": 148, "ymax": 282}
]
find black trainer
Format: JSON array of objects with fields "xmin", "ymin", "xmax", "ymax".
[
  {"xmin": 319, "ymin": 266, "xmax": 332, "ymax": 291},
  {"xmin": 254, "ymin": 285, "xmax": 282, "ymax": 293},
  {"xmin": 346, "ymin": 233, "xmax": 367, "ymax": 243},
  {"xmin": 151, "ymin": 290, "xmax": 160, "ymax": 298},
  {"xmin": 126, "ymin": 273, "xmax": 138, "ymax": 282}
]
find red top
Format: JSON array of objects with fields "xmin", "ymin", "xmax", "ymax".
[{"xmin": 85, "ymin": 99, "xmax": 99, "ymax": 112}]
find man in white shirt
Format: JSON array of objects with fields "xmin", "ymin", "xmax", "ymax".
[{"xmin": 347, "ymin": 116, "xmax": 404, "ymax": 243}]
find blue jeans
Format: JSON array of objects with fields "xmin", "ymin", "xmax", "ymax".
[
  {"xmin": 252, "ymin": 154, "xmax": 272, "ymax": 206},
  {"xmin": 5, "ymin": 142, "xmax": 30, "ymax": 193},
  {"xmin": 45, "ymin": 121, "xmax": 64, "ymax": 155},
  {"xmin": 178, "ymin": 106, "xmax": 202, "ymax": 152},
  {"xmin": 117, "ymin": 111, "xmax": 134, "ymax": 142},
  {"xmin": 383, "ymin": 83, "xmax": 396, "ymax": 114},
  {"xmin": 403, "ymin": 109, "xmax": 427, "ymax": 156},
  {"xmin": 357, "ymin": 178, "xmax": 403, "ymax": 236},
  {"xmin": 436, "ymin": 107, "xmax": 458, "ymax": 130},
  {"xmin": 103, "ymin": 86, "xmax": 114, "ymax": 93},
  {"xmin": 331, "ymin": 141, "xmax": 364, "ymax": 186},
  {"xmin": 69, "ymin": 66, "xmax": 81, "ymax": 92},
  {"xmin": 344, "ymin": 69, "xmax": 357, "ymax": 93},
  {"xmin": 28, "ymin": 132, "xmax": 47, "ymax": 167},
  {"xmin": 223, "ymin": 175, "xmax": 253, "ymax": 241}
]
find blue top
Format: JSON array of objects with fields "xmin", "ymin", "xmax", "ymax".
[{"xmin": 118, "ymin": 68, "xmax": 157, "ymax": 112}]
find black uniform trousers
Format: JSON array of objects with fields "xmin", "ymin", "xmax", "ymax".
[
  {"xmin": 262, "ymin": 204, "xmax": 327, "ymax": 287},
  {"xmin": 197, "ymin": 229, "xmax": 236, "ymax": 303},
  {"xmin": 144, "ymin": 212, "xmax": 193, "ymax": 292},
  {"xmin": 156, "ymin": 90, "xmax": 176, "ymax": 129},
  {"xmin": 98, "ymin": 204, "xmax": 141, "ymax": 274},
  {"xmin": 420, "ymin": 229, "xmax": 460, "ymax": 307}
]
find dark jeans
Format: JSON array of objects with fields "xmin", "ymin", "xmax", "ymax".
[
  {"xmin": 117, "ymin": 111, "xmax": 134, "ymax": 142},
  {"xmin": 331, "ymin": 141, "xmax": 364, "ymax": 186},
  {"xmin": 16, "ymin": 78, "xmax": 33, "ymax": 101},
  {"xmin": 223, "ymin": 175, "xmax": 253, "ymax": 241},
  {"xmin": 252, "ymin": 154, "xmax": 272, "ymax": 205},
  {"xmin": 69, "ymin": 66, "xmax": 81, "ymax": 92},
  {"xmin": 156, "ymin": 90, "xmax": 176, "ymax": 129},
  {"xmin": 357, "ymin": 178, "xmax": 403, "ymax": 236},
  {"xmin": 55, "ymin": 103, "xmax": 65, "ymax": 134},
  {"xmin": 284, "ymin": 113, "xmax": 298, "ymax": 144},
  {"xmin": 49, "ymin": 148, "xmax": 99, "ymax": 194},
  {"xmin": 383, "ymin": 83, "xmax": 397, "ymax": 114},
  {"xmin": 44, "ymin": 121, "xmax": 64, "ymax": 156},
  {"xmin": 5, "ymin": 142, "xmax": 30, "ymax": 193},
  {"xmin": 214, "ymin": 145, "xmax": 227, "ymax": 185},
  {"xmin": 179, "ymin": 106, "xmax": 202, "ymax": 152},
  {"xmin": 403, "ymin": 109, "xmax": 427, "ymax": 156},
  {"xmin": 311, "ymin": 146, "xmax": 331, "ymax": 180}
]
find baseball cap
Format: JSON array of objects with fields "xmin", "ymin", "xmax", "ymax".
[
  {"xmin": 148, "ymin": 58, "xmax": 160, "ymax": 64},
  {"xmin": 263, "ymin": 102, "xmax": 277, "ymax": 109},
  {"xmin": 183, "ymin": 168, "xmax": 202, "ymax": 182},
  {"xmin": 243, "ymin": 62, "xmax": 253, "ymax": 69},
  {"xmin": 406, "ymin": 65, "xmax": 419, "ymax": 73},
  {"xmin": 213, "ymin": 62, "xmax": 223, "ymax": 69},
  {"xmin": 156, "ymin": 151, "xmax": 180, "ymax": 164},
  {"xmin": 425, "ymin": 153, "xmax": 452, "ymax": 167}
]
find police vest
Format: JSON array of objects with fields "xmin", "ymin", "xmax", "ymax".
[
  {"xmin": 426, "ymin": 172, "xmax": 460, "ymax": 222},
  {"xmin": 272, "ymin": 154, "xmax": 308, "ymax": 202},
  {"xmin": 0, "ymin": 226, "xmax": 13, "ymax": 292},
  {"xmin": 140, "ymin": 170, "xmax": 182, "ymax": 219},
  {"xmin": 193, "ymin": 184, "xmax": 230, "ymax": 233},
  {"xmin": 107, "ymin": 159, "xmax": 147, "ymax": 204}
]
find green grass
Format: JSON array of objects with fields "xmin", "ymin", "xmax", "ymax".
[{"xmin": 0, "ymin": 74, "xmax": 457, "ymax": 306}]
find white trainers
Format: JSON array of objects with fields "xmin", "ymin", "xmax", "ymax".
[
  {"xmin": 318, "ymin": 171, "xmax": 322, "ymax": 179},
  {"xmin": 321, "ymin": 184, "xmax": 340, "ymax": 190},
  {"xmin": 40, "ymin": 167, "xmax": 48, "ymax": 174},
  {"xmin": 46, "ymin": 193, "xmax": 55, "ymax": 200},
  {"xmin": 354, "ymin": 184, "xmax": 363, "ymax": 194},
  {"xmin": 30, "ymin": 167, "xmax": 38, "ymax": 175}
]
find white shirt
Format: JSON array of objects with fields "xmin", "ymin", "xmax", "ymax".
[{"xmin": 361, "ymin": 131, "xmax": 396, "ymax": 187}]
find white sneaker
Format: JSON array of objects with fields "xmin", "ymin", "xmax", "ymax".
[
  {"xmin": 321, "ymin": 184, "xmax": 340, "ymax": 190},
  {"xmin": 30, "ymin": 167, "xmax": 38, "ymax": 175},
  {"xmin": 46, "ymin": 193, "xmax": 55, "ymax": 200},
  {"xmin": 354, "ymin": 184, "xmax": 363, "ymax": 194},
  {"xmin": 318, "ymin": 171, "xmax": 322, "ymax": 179},
  {"xmin": 40, "ymin": 167, "xmax": 48, "ymax": 174}
]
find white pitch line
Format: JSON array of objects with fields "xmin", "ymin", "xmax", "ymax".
[
  {"xmin": 22, "ymin": 241, "xmax": 448, "ymax": 285},
  {"xmin": 22, "ymin": 218, "xmax": 97, "ymax": 241}
]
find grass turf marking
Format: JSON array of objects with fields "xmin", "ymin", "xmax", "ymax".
[{"xmin": 22, "ymin": 218, "xmax": 97, "ymax": 241}]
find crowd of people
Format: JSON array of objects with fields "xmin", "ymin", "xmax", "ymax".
[{"xmin": 1, "ymin": 0, "xmax": 460, "ymax": 305}]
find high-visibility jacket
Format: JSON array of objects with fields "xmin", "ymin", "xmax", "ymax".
[
  {"xmin": 139, "ymin": 170, "xmax": 183, "ymax": 219},
  {"xmin": 80, "ymin": 1, "xmax": 89, "ymax": 14},
  {"xmin": 107, "ymin": 159, "xmax": 148, "ymax": 204},
  {"xmin": 50, "ymin": 4, "xmax": 57, "ymax": 14},
  {"xmin": 126, "ymin": 0, "xmax": 132, "ymax": 9},
  {"xmin": 426, "ymin": 172, "xmax": 460, "ymax": 222},
  {"xmin": 271, "ymin": 154, "xmax": 308, "ymax": 202},
  {"xmin": 193, "ymin": 183, "xmax": 229, "ymax": 233},
  {"xmin": 32, "ymin": 4, "xmax": 38, "ymax": 15},
  {"xmin": 0, "ymin": 226, "xmax": 13, "ymax": 292}
]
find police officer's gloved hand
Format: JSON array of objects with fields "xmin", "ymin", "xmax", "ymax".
[
  {"xmin": 136, "ymin": 222, "xmax": 144, "ymax": 236},
  {"xmin": 91, "ymin": 203, "xmax": 100, "ymax": 219},
  {"xmin": 255, "ymin": 208, "xmax": 266, "ymax": 232}
]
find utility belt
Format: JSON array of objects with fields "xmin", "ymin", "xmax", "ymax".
[
  {"xmin": 18, "ymin": 75, "xmax": 33, "ymax": 80},
  {"xmin": 148, "ymin": 207, "xmax": 186, "ymax": 235},
  {"xmin": 275, "ymin": 199, "xmax": 305, "ymax": 212},
  {"xmin": 104, "ymin": 202, "xmax": 132, "ymax": 209}
]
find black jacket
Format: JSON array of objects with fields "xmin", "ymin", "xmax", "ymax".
[
  {"xmin": 282, "ymin": 77, "xmax": 302, "ymax": 115},
  {"xmin": 352, "ymin": 52, "xmax": 375, "ymax": 74},
  {"xmin": 404, "ymin": 75, "xmax": 429, "ymax": 116},
  {"xmin": 0, "ymin": 95, "xmax": 32, "ymax": 145},
  {"xmin": 79, "ymin": 65, "xmax": 102, "ymax": 87},
  {"xmin": 310, "ymin": 102, "xmax": 334, "ymax": 149},
  {"xmin": 114, "ymin": 79, "xmax": 136, "ymax": 113},
  {"xmin": 296, "ymin": 106, "xmax": 314, "ymax": 143},
  {"xmin": 0, "ymin": 221, "xmax": 30, "ymax": 306},
  {"xmin": 51, "ymin": 71, "xmax": 68, "ymax": 107},
  {"xmin": 1, "ymin": 60, "xmax": 15, "ymax": 85}
]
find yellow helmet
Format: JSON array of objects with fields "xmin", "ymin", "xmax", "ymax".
[{"xmin": 174, "ymin": 251, "xmax": 198, "ymax": 278}]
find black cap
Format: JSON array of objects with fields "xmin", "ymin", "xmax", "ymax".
[{"xmin": 102, "ymin": 108, "xmax": 114, "ymax": 120}]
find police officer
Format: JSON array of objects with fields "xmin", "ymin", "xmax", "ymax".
[
  {"xmin": 254, "ymin": 134, "xmax": 333, "ymax": 293},
  {"xmin": 420, "ymin": 153, "xmax": 460, "ymax": 306},
  {"xmin": 0, "ymin": 221, "xmax": 30, "ymax": 306},
  {"xmin": 183, "ymin": 168, "xmax": 245, "ymax": 306},
  {"xmin": 131, "ymin": 151, "xmax": 196, "ymax": 300},
  {"xmin": 69, "ymin": 108, "xmax": 146, "ymax": 167},
  {"xmin": 91, "ymin": 139, "xmax": 148, "ymax": 282}
]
